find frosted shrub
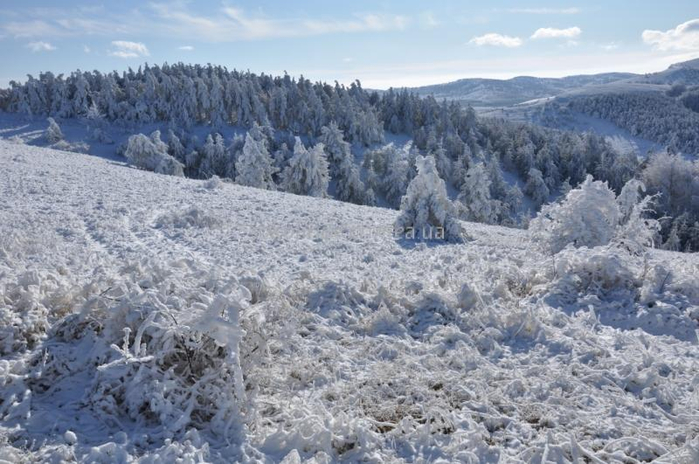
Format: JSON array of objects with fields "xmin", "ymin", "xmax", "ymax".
[
  {"xmin": 615, "ymin": 181, "xmax": 661, "ymax": 253},
  {"xmin": 45, "ymin": 117, "xmax": 63, "ymax": 144},
  {"xmin": 33, "ymin": 258, "xmax": 251, "ymax": 444},
  {"xmin": 532, "ymin": 176, "xmax": 661, "ymax": 255},
  {"xmin": 553, "ymin": 246, "xmax": 638, "ymax": 295},
  {"xmin": 124, "ymin": 131, "xmax": 184, "ymax": 177},
  {"xmin": 530, "ymin": 175, "xmax": 620, "ymax": 253},
  {"xmin": 0, "ymin": 270, "xmax": 76, "ymax": 355},
  {"xmin": 155, "ymin": 206, "xmax": 220, "ymax": 229},
  {"xmin": 394, "ymin": 155, "xmax": 462, "ymax": 241},
  {"xmin": 50, "ymin": 139, "xmax": 90, "ymax": 154}
]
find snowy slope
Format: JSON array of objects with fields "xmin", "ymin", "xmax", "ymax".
[
  {"xmin": 410, "ymin": 73, "xmax": 638, "ymax": 107},
  {"xmin": 2, "ymin": 141, "xmax": 699, "ymax": 463}
]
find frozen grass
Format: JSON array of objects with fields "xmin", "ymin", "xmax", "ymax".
[{"xmin": 1, "ymin": 141, "xmax": 699, "ymax": 462}]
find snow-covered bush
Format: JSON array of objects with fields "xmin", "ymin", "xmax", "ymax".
[
  {"xmin": 615, "ymin": 180, "xmax": 661, "ymax": 253},
  {"xmin": 282, "ymin": 138, "xmax": 329, "ymax": 197},
  {"xmin": 44, "ymin": 117, "xmax": 63, "ymax": 144},
  {"xmin": 530, "ymin": 175, "xmax": 620, "ymax": 253},
  {"xmin": 155, "ymin": 206, "xmax": 220, "ymax": 229},
  {"xmin": 124, "ymin": 131, "xmax": 185, "ymax": 177},
  {"xmin": 531, "ymin": 175, "xmax": 661, "ymax": 254},
  {"xmin": 50, "ymin": 139, "xmax": 90, "ymax": 154},
  {"xmin": 552, "ymin": 246, "xmax": 639, "ymax": 295},
  {"xmin": 394, "ymin": 155, "xmax": 462, "ymax": 241},
  {"xmin": 29, "ymin": 258, "xmax": 252, "ymax": 445}
]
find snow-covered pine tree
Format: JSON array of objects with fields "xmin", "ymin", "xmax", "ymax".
[
  {"xmin": 282, "ymin": 137, "xmax": 329, "ymax": 197},
  {"xmin": 457, "ymin": 162, "xmax": 500, "ymax": 224},
  {"xmin": 394, "ymin": 155, "xmax": 462, "ymax": 241},
  {"xmin": 383, "ymin": 153, "xmax": 410, "ymax": 208},
  {"xmin": 334, "ymin": 154, "xmax": 367, "ymax": 204},
  {"xmin": 525, "ymin": 168, "xmax": 550, "ymax": 207},
  {"xmin": 45, "ymin": 117, "xmax": 63, "ymax": 144},
  {"xmin": 200, "ymin": 133, "xmax": 228, "ymax": 178},
  {"xmin": 319, "ymin": 122, "xmax": 351, "ymax": 175},
  {"xmin": 167, "ymin": 130, "xmax": 186, "ymax": 163},
  {"xmin": 124, "ymin": 130, "xmax": 184, "ymax": 177},
  {"xmin": 235, "ymin": 132, "xmax": 277, "ymax": 190}
]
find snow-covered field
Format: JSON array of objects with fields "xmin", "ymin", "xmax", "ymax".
[{"xmin": 2, "ymin": 141, "xmax": 699, "ymax": 463}]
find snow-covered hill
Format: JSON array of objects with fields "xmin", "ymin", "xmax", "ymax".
[
  {"xmin": 2, "ymin": 141, "xmax": 699, "ymax": 462},
  {"xmin": 409, "ymin": 73, "xmax": 638, "ymax": 108}
]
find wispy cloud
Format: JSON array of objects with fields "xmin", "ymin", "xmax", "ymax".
[
  {"xmin": 531, "ymin": 27, "xmax": 582, "ymax": 39},
  {"xmin": 148, "ymin": 4, "xmax": 409, "ymax": 42},
  {"xmin": 109, "ymin": 40, "xmax": 149, "ymax": 59},
  {"xmin": 26, "ymin": 41, "xmax": 56, "ymax": 52},
  {"xmin": 502, "ymin": 8, "xmax": 581, "ymax": 15},
  {"xmin": 469, "ymin": 33, "xmax": 523, "ymax": 48},
  {"xmin": 178, "ymin": 45, "xmax": 194, "ymax": 51},
  {"xmin": 83, "ymin": 44, "xmax": 91, "ymax": 53},
  {"xmin": 1, "ymin": 6, "xmax": 134, "ymax": 38},
  {"xmin": 642, "ymin": 19, "xmax": 699, "ymax": 51},
  {"xmin": 0, "ymin": 4, "xmax": 410, "ymax": 43}
]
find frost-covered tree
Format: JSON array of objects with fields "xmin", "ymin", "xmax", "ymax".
[
  {"xmin": 282, "ymin": 138, "xmax": 329, "ymax": 197},
  {"xmin": 235, "ymin": 132, "xmax": 277, "ymax": 190},
  {"xmin": 617, "ymin": 179, "xmax": 646, "ymax": 224},
  {"xmin": 530, "ymin": 175, "xmax": 620, "ymax": 253},
  {"xmin": 167, "ymin": 130, "xmax": 186, "ymax": 163},
  {"xmin": 383, "ymin": 153, "xmax": 410, "ymax": 208},
  {"xmin": 458, "ymin": 162, "xmax": 500, "ymax": 224},
  {"xmin": 394, "ymin": 155, "xmax": 461, "ymax": 241},
  {"xmin": 200, "ymin": 133, "xmax": 229, "ymax": 178},
  {"xmin": 124, "ymin": 131, "xmax": 184, "ymax": 177},
  {"xmin": 318, "ymin": 122, "xmax": 368, "ymax": 204},
  {"xmin": 335, "ymin": 155, "xmax": 367, "ymax": 204},
  {"xmin": 45, "ymin": 117, "xmax": 63, "ymax": 143},
  {"xmin": 525, "ymin": 168, "xmax": 550, "ymax": 207},
  {"xmin": 319, "ymin": 122, "xmax": 351, "ymax": 175}
]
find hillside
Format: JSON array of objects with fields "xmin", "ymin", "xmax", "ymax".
[
  {"xmin": 414, "ymin": 59, "xmax": 699, "ymax": 158},
  {"xmin": 409, "ymin": 73, "xmax": 638, "ymax": 108},
  {"xmin": 2, "ymin": 141, "xmax": 699, "ymax": 462}
]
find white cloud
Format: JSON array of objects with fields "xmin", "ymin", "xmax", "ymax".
[
  {"xmin": 148, "ymin": 3, "xmax": 409, "ymax": 42},
  {"xmin": 642, "ymin": 19, "xmax": 699, "ymax": 51},
  {"xmin": 178, "ymin": 45, "xmax": 194, "ymax": 51},
  {"xmin": 83, "ymin": 45, "xmax": 91, "ymax": 53},
  {"xmin": 469, "ymin": 33, "xmax": 523, "ymax": 48},
  {"xmin": 26, "ymin": 41, "xmax": 56, "ymax": 52},
  {"xmin": 504, "ymin": 8, "xmax": 581, "ymax": 15},
  {"xmin": 531, "ymin": 27, "xmax": 581, "ymax": 39},
  {"xmin": 1, "ymin": 6, "xmax": 134, "ymax": 38},
  {"xmin": 109, "ymin": 40, "xmax": 149, "ymax": 59},
  {"xmin": 1, "ymin": 5, "xmax": 410, "ymax": 43}
]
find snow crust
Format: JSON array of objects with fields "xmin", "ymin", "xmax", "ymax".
[{"xmin": 1, "ymin": 141, "xmax": 699, "ymax": 462}]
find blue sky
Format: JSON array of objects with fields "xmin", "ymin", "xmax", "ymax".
[{"xmin": 1, "ymin": 1, "xmax": 698, "ymax": 88}]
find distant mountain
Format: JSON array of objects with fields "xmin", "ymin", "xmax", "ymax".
[
  {"xmin": 470, "ymin": 58, "xmax": 699, "ymax": 156},
  {"xmin": 409, "ymin": 73, "xmax": 638, "ymax": 107},
  {"xmin": 410, "ymin": 58, "xmax": 699, "ymax": 108}
]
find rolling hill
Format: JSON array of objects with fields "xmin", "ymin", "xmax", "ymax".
[{"xmin": 1, "ymin": 140, "xmax": 698, "ymax": 462}]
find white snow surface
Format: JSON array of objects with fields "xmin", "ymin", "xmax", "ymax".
[{"xmin": 1, "ymin": 141, "xmax": 699, "ymax": 463}]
